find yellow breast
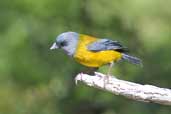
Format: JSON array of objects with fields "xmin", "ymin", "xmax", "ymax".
[{"xmin": 74, "ymin": 34, "xmax": 122, "ymax": 67}]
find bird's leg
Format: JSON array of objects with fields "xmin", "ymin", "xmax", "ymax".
[
  {"xmin": 104, "ymin": 62, "xmax": 114, "ymax": 84},
  {"xmin": 108, "ymin": 61, "xmax": 114, "ymax": 76},
  {"xmin": 88, "ymin": 67, "xmax": 99, "ymax": 76},
  {"xmin": 82, "ymin": 67, "xmax": 99, "ymax": 76},
  {"xmin": 75, "ymin": 67, "xmax": 98, "ymax": 85}
]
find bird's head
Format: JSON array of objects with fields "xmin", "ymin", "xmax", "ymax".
[{"xmin": 50, "ymin": 32, "xmax": 79, "ymax": 56}]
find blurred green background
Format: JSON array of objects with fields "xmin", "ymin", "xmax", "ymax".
[{"xmin": 0, "ymin": 0, "xmax": 171, "ymax": 114}]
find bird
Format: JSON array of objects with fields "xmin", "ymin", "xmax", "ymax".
[{"xmin": 50, "ymin": 32, "xmax": 142, "ymax": 78}]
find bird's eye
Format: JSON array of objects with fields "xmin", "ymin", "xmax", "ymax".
[{"xmin": 60, "ymin": 41, "xmax": 67, "ymax": 47}]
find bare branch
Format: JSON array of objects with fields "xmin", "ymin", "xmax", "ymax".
[{"xmin": 75, "ymin": 72, "xmax": 171, "ymax": 105}]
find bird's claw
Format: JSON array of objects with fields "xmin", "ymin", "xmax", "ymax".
[{"xmin": 75, "ymin": 72, "xmax": 83, "ymax": 85}]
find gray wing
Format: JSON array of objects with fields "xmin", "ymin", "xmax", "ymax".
[{"xmin": 87, "ymin": 39, "xmax": 128, "ymax": 52}]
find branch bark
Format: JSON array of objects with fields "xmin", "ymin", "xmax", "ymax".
[{"xmin": 75, "ymin": 72, "xmax": 171, "ymax": 105}]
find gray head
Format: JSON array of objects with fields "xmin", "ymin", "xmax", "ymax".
[{"xmin": 50, "ymin": 32, "xmax": 79, "ymax": 56}]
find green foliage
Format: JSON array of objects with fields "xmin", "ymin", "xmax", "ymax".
[{"xmin": 0, "ymin": 0, "xmax": 171, "ymax": 114}]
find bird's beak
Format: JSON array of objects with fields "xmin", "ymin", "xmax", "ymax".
[{"xmin": 50, "ymin": 42, "xmax": 59, "ymax": 50}]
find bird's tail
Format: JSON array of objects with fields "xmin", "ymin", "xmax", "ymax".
[{"xmin": 122, "ymin": 53, "xmax": 142, "ymax": 66}]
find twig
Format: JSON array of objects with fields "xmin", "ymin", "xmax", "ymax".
[{"xmin": 75, "ymin": 72, "xmax": 171, "ymax": 105}]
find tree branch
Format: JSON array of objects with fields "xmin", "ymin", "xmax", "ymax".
[{"xmin": 75, "ymin": 72, "xmax": 171, "ymax": 105}]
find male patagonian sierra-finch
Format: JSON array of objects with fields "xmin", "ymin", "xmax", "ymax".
[{"xmin": 50, "ymin": 32, "xmax": 142, "ymax": 77}]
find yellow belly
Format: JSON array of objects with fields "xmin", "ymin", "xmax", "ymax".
[{"xmin": 74, "ymin": 34, "xmax": 122, "ymax": 67}]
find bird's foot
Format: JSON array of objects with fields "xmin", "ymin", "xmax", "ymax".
[
  {"xmin": 94, "ymin": 72, "xmax": 105, "ymax": 78},
  {"xmin": 102, "ymin": 74, "xmax": 108, "ymax": 88},
  {"xmin": 75, "ymin": 72, "xmax": 83, "ymax": 85}
]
